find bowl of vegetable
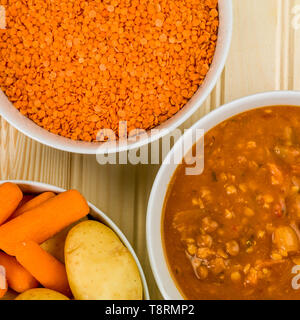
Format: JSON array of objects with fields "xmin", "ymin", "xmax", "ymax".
[{"xmin": 0, "ymin": 180, "xmax": 149, "ymax": 300}]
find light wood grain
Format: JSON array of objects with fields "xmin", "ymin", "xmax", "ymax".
[{"xmin": 0, "ymin": 0, "xmax": 299, "ymax": 299}]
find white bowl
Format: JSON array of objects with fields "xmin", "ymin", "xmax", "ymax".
[
  {"xmin": 1, "ymin": 180, "xmax": 150, "ymax": 300},
  {"xmin": 146, "ymin": 90, "xmax": 300, "ymax": 300},
  {"xmin": 0, "ymin": 0, "xmax": 232, "ymax": 154}
]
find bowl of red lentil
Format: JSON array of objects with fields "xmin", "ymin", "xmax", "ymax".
[
  {"xmin": 147, "ymin": 91, "xmax": 300, "ymax": 300},
  {"xmin": 0, "ymin": 0, "xmax": 232, "ymax": 154}
]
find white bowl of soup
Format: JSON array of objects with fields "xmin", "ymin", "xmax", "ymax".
[
  {"xmin": 0, "ymin": 0, "xmax": 232, "ymax": 154},
  {"xmin": 147, "ymin": 91, "xmax": 300, "ymax": 300}
]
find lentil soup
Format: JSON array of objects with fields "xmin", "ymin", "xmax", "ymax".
[{"xmin": 163, "ymin": 106, "xmax": 300, "ymax": 300}]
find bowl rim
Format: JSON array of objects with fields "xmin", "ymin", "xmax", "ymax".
[
  {"xmin": 1, "ymin": 179, "xmax": 150, "ymax": 300},
  {"xmin": 0, "ymin": 0, "xmax": 233, "ymax": 154},
  {"xmin": 146, "ymin": 90, "xmax": 300, "ymax": 300}
]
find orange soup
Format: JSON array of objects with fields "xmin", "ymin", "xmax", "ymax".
[{"xmin": 163, "ymin": 106, "xmax": 300, "ymax": 300}]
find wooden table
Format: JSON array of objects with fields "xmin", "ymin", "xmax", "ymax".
[{"xmin": 1, "ymin": 0, "xmax": 299, "ymax": 299}]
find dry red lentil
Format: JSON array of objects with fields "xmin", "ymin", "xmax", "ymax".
[{"xmin": 0, "ymin": 0, "xmax": 219, "ymax": 142}]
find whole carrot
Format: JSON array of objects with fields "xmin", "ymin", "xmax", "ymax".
[
  {"xmin": 0, "ymin": 190, "xmax": 89, "ymax": 255},
  {"xmin": 16, "ymin": 241, "xmax": 71, "ymax": 297},
  {"xmin": 0, "ymin": 252, "xmax": 38, "ymax": 293},
  {"xmin": 10, "ymin": 192, "xmax": 55, "ymax": 220},
  {"xmin": 0, "ymin": 182, "xmax": 23, "ymax": 225}
]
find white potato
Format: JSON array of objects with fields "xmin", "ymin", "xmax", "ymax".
[
  {"xmin": 41, "ymin": 217, "xmax": 88, "ymax": 263},
  {"xmin": 65, "ymin": 220, "xmax": 143, "ymax": 300},
  {"xmin": 15, "ymin": 288, "xmax": 69, "ymax": 300}
]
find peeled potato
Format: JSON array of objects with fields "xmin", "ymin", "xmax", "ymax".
[
  {"xmin": 65, "ymin": 220, "xmax": 143, "ymax": 300},
  {"xmin": 41, "ymin": 217, "xmax": 88, "ymax": 263},
  {"xmin": 15, "ymin": 288, "xmax": 69, "ymax": 300}
]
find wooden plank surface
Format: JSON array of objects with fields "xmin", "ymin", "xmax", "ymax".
[{"xmin": 0, "ymin": 0, "xmax": 299, "ymax": 299}]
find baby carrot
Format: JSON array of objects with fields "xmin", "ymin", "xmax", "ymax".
[
  {"xmin": 17, "ymin": 195, "xmax": 35, "ymax": 208},
  {"xmin": 10, "ymin": 192, "xmax": 55, "ymax": 220},
  {"xmin": 0, "ymin": 286, "xmax": 7, "ymax": 299},
  {"xmin": 0, "ymin": 182, "xmax": 23, "ymax": 225},
  {"xmin": 0, "ymin": 264, "xmax": 7, "ymax": 298},
  {"xmin": 16, "ymin": 241, "xmax": 71, "ymax": 297},
  {"xmin": 6, "ymin": 195, "xmax": 34, "ymax": 222},
  {"xmin": 0, "ymin": 252, "xmax": 38, "ymax": 293},
  {"xmin": 0, "ymin": 190, "xmax": 89, "ymax": 255}
]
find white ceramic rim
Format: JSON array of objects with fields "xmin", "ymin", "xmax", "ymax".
[
  {"xmin": 1, "ymin": 180, "xmax": 150, "ymax": 300},
  {"xmin": 146, "ymin": 90, "xmax": 300, "ymax": 300},
  {"xmin": 0, "ymin": 0, "xmax": 232, "ymax": 154}
]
